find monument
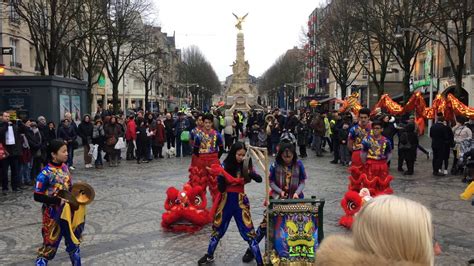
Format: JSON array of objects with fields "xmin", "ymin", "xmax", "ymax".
[{"xmin": 226, "ymin": 13, "xmax": 260, "ymax": 111}]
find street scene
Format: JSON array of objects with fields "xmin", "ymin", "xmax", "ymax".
[
  {"xmin": 0, "ymin": 0, "xmax": 474, "ymax": 265},
  {"xmin": 0, "ymin": 140, "xmax": 472, "ymax": 265}
]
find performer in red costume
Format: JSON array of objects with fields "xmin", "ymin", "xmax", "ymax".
[
  {"xmin": 347, "ymin": 108, "xmax": 372, "ymax": 170},
  {"xmin": 361, "ymin": 120, "xmax": 393, "ymax": 195},
  {"xmin": 340, "ymin": 119, "xmax": 394, "ymax": 229},
  {"xmin": 190, "ymin": 113, "xmax": 224, "ymax": 205}
]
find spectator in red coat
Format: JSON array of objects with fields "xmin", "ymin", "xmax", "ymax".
[
  {"xmin": 125, "ymin": 114, "xmax": 137, "ymax": 160},
  {"xmin": 152, "ymin": 119, "xmax": 166, "ymax": 158}
]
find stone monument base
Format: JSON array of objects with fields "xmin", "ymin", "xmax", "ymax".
[{"xmin": 227, "ymin": 94, "xmax": 263, "ymax": 112}]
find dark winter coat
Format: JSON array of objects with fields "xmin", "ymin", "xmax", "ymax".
[
  {"xmin": 296, "ymin": 121, "xmax": 310, "ymax": 146},
  {"xmin": 78, "ymin": 118, "xmax": 94, "ymax": 145},
  {"xmin": 26, "ymin": 128, "xmax": 42, "ymax": 154},
  {"xmin": 164, "ymin": 118, "xmax": 175, "ymax": 136},
  {"xmin": 0, "ymin": 121, "xmax": 23, "ymax": 156},
  {"xmin": 92, "ymin": 124, "xmax": 105, "ymax": 148},
  {"xmin": 58, "ymin": 123, "xmax": 77, "ymax": 142},
  {"xmin": 338, "ymin": 128, "xmax": 349, "ymax": 145},
  {"xmin": 285, "ymin": 115, "xmax": 299, "ymax": 133}
]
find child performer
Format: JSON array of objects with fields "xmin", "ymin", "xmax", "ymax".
[
  {"xmin": 191, "ymin": 113, "xmax": 224, "ymax": 202},
  {"xmin": 347, "ymin": 108, "xmax": 372, "ymax": 170},
  {"xmin": 242, "ymin": 142, "xmax": 307, "ymax": 263},
  {"xmin": 361, "ymin": 120, "xmax": 392, "ymax": 180},
  {"xmin": 198, "ymin": 142, "xmax": 263, "ymax": 265},
  {"xmin": 33, "ymin": 139, "xmax": 83, "ymax": 266}
]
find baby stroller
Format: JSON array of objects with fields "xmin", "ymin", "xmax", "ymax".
[{"xmin": 458, "ymin": 139, "xmax": 474, "ymax": 183}]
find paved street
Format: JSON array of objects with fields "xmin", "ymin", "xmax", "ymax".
[{"xmin": 0, "ymin": 137, "xmax": 473, "ymax": 265}]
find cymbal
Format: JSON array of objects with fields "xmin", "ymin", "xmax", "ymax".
[{"xmin": 72, "ymin": 182, "xmax": 95, "ymax": 205}]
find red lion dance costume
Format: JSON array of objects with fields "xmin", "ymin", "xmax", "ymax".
[
  {"xmin": 340, "ymin": 129, "xmax": 394, "ymax": 229},
  {"xmin": 162, "ymin": 123, "xmax": 224, "ymax": 233}
]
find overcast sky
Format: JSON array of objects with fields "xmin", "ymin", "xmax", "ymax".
[{"xmin": 153, "ymin": 0, "xmax": 326, "ymax": 81}]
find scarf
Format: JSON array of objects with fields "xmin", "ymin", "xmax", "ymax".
[{"xmin": 274, "ymin": 163, "xmax": 300, "ymax": 197}]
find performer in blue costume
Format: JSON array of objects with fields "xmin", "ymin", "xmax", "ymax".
[
  {"xmin": 33, "ymin": 139, "xmax": 84, "ymax": 266},
  {"xmin": 242, "ymin": 142, "xmax": 307, "ymax": 263},
  {"xmin": 198, "ymin": 142, "xmax": 263, "ymax": 266}
]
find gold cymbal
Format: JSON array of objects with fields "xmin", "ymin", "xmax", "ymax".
[{"xmin": 71, "ymin": 182, "xmax": 95, "ymax": 205}]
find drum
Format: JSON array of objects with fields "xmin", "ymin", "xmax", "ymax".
[{"xmin": 265, "ymin": 197, "xmax": 325, "ymax": 265}]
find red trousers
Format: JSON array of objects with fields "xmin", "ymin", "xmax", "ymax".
[
  {"xmin": 366, "ymin": 159, "xmax": 388, "ymax": 178},
  {"xmin": 190, "ymin": 153, "xmax": 220, "ymax": 201}
]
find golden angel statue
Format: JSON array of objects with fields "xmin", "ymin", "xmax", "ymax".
[{"xmin": 232, "ymin": 12, "xmax": 248, "ymax": 31}]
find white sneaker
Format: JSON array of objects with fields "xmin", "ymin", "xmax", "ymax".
[
  {"xmin": 85, "ymin": 164, "xmax": 92, "ymax": 169},
  {"xmin": 69, "ymin": 166, "xmax": 76, "ymax": 170},
  {"xmin": 443, "ymin": 169, "xmax": 448, "ymax": 175}
]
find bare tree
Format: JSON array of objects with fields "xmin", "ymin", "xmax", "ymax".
[
  {"xmin": 423, "ymin": 0, "xmax": 474, "ymax": 98},
  {"xmin": 352, "ymin": 0, "xmax": 395, "ymax": 98},
  {"xmin": 177, "ymin": 46, "xmax": 220, "ymax": 109},
  {"xmin": 101, "ymin": 0, "xmax": 152, "ymax": 113},
  {"xmin": 383, "ymin": 0, "xmax": 431, "ymax": 103},
  {"xmin": 318, "ymin": 0, "xmax": 364, "ymax": 98},
  {"xmin": 132, "ymin": 25, "xmax": 163, "ymax": 112},
  {"xmin": 13, "ymin": 0, "xmax": 83, "ymax": 75},
  {"xmin": 75, "ymin": 0, "xmax": 108, "ymax": 112}
]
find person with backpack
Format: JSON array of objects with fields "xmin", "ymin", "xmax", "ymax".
[{"xmin": 398, "ymin": 123, "xmax": 419, "ymax": 175}]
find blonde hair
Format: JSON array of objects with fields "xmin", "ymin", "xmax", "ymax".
[{"xmin": 353, "ymin": 195, "xmax": 434, "ymax": 265}]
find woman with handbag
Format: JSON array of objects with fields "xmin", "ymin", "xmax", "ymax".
[{"xmin": 104, "ymin": 116, "xmax": 123, "ymax": 167}]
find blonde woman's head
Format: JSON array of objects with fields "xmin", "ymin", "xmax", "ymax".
[{"xmin": 353, "ymin": 195, "xmax": 434, "ymax": 265}]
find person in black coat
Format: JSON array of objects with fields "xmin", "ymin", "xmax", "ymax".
[
  {"xmin": 330, "ymin": 111, "xmax": 343, "ymax": 164},
  {"xmin": 0, "ymin": 112, "xmax": 25, "ymax": 193},
  {"xmin": 135, "ymin": 118, "xmax": 150, "ymax": 164},
  {"xmin": 398, "ymin": 123, "xmax": 419, "ymax": 175},
  {"xmin": 164, "ymin": 113, "xmax": 176, "ymax": 150},
  {"xmin": 442, "ymin": 121, "xmax": 455, "ymax": 175},
  {"xmin": 26, "ymin": 121, "xmax": 43, "ymax": 181},
  {"xmin": 430, "ymin": 114, "xmax": 451, "ymax": 176},
  {"xmin": 37, "ymin": 116, "xmax": 49, "ymax": 164},
  {"xmin": 78, "ymin": 115, "xmax": 94, "ymax": 168},
  {"xmin": 57, "ymin": 119, "xmax": 77, "ymax": 169}
]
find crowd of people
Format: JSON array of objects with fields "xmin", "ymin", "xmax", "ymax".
[{"xmin": 1, "ymin": 104, "xmax": 473, "ymax": 196}]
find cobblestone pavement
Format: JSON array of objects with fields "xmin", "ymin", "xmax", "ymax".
[{"xmin": 0, "ymin": 137, "xmax": 473, "ymax": 265}]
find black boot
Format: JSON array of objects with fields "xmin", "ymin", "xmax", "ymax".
[
  {"xmin": 198, "ymin": 254, "xmax": 214, "ymax": 265},
  {"xmin": 242, "ymin": 248, "xmax": 255, "ymax": 263}
]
